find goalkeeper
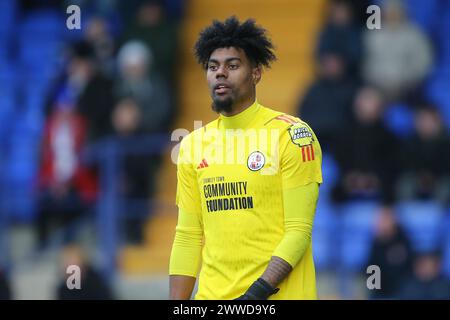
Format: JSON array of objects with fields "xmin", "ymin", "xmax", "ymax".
[{"xmin": 169, "ymin": 16, "xmax": 323, "ymax": 300}]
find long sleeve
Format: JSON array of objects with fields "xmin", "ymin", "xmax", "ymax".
[
  {"xmin": 272, "ymin": 182, "xmax": 319, "ymax": 268},
  {"xmin": 169, "ymin": 207, "xmax": 203, "ymax": 277},
  {"xmin": 272, "ymin": 119, "xmax": 322, "ymax": 267},
  {"xmin": 169, "ymin": 136, "xmax": 203, "ymax": 277}
]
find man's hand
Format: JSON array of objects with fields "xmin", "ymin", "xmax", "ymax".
[{"xmin": 235, "ymin": 278, "xmax": 279, "ymax": 300}]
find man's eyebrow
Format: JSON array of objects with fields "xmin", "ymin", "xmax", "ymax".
[
  {"xmin": 208, "ymin": 57, "xmax": 242, "ymax": 64},
  {"xmin": 225, "ymin": 57, "xmax": 242, "ymax": 63}
]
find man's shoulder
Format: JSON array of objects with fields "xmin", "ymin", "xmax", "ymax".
[
  {"xmin": 260, "ymin": 105, "xmax": 311, "ymax": 130},
  {"xmin": 259, "ymin": 106, "xmax": 318, "ymax": 148}
]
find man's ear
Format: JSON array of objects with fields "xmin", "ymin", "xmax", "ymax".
[{"xmin": 252, "ymin": 66, "xmax": 262, "ymax": 85}]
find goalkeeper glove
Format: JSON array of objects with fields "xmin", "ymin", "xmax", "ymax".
[{"xmin": 235, "ymin": 278, "xmax": 279, "ymax": 300}]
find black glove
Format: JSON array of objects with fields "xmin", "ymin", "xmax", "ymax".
[{"xmin": 235, "ymin": 278, "xmax": 279, "ymax": 300}]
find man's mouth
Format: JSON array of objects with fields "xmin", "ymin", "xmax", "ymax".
[{"xmin": 214, "ymin": 84, "xmax": 231, "ymax": 95}]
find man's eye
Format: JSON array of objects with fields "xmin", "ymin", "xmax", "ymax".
[
  {"xmin": 208, "ymin": 65, "xmax": 218, "ymax": 71},
  {"xmin": 229, "ymin": 64, "xmax": 238, "ymax": 69}
]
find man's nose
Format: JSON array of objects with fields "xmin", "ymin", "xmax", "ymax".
[{"xmin": 216, "ymin": 65, "xmax": 227, "ymax": 78}]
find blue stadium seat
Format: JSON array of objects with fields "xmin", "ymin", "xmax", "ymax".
[
  {"xmin": 0, "ymin": 0, "xmax": 17, "ymax": 34},
  {"xmin": 383, "ymin": 103, "xmax": 415, "ymax": 139},
  {"xmin": 0, "ymin": 93, "xmax": 15, "ymax": 141},
  {"xmin": 0, "ymin": 36, "xmax": 11, "ymax": 61},
  {"xmin": 0, "ymin": 64, "xmax": 18, "ymax": 141},
  {"xmin": 19, "ymin": 40, "xmax": 62, "ymax": 73},
  {"xmin": 18, "ymin": 10, "xmax": 64, "ymax": 73},
  {"xmin": 429, "ymin": 61, "xmax": 450, "ymax": 83},
  {"xmin": 426, "ymin": 76, "xmax": 450, "ymax": 130},
  {"xmin": 3, "ymin": 133, "xmax": 40, "ymax": 222},
  {"xmin": 338, "ymin": 201, "xmax": 380, "ymax": 272},
  {"xmin": 436, "ymin": 3, "xmax": 450, "ymax": 53},
  {"xmin": 395, "ymin": 200, "xmax": 445, "ymax": 253},
  {"xmin": 19, "ymin": 10, "xmax": 64, "ymax": 41},
  {"xmin": 404, "ymin": 0, "xmax": 439, "ymax": 34},
  {"xmin": 320, "ymin": 152, "xmax": 340, "ymax": 196},
  {"xmin": 0, "ymin": 64, "xmax": 18, "ymax": 90},
  {"xmin": 311, "ymin": 153, "xmax": 340, "ymax": 270},
  {"xmin": 313, "ymin": 199, "xmax": 338, "ymax": 271}
]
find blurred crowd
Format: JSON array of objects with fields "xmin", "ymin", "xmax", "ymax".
[
  {"xmin": 298, "ymin": 0, "xmax": 450, "ymax": 299},
  {"xmin": 0, "ymin": 0, "xmax": 183, "ymax": 299},
  {"xmin": 25, "ymin": 1, "xmax": 179, "ymax": 241}
]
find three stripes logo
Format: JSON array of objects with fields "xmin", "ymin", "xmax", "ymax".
[
  {"xmin": 301, "ymin": 144, "xmax": 315, "ymax": 162},
  {"xmin": 197, "ymin": 159, "xmax": 209, "ymax": 169}
]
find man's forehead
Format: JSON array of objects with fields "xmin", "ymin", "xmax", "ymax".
[{"xmin": 209, "ymin": 47, "xmax": 246, "ymax": 61}]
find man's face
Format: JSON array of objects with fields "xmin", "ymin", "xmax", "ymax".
[{"xmin": 206, "ymin": 47, "xmax": 259, "ymax": 114}]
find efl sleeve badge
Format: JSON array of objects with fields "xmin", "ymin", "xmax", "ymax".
[{"xmin": 288, "ymin": 123, "xmax": 314, "ymax": 147}]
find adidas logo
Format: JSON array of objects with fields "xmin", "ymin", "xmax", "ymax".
[{"xmin": 197, "ymin": 159, "xmax": 209, "ymax": 169}]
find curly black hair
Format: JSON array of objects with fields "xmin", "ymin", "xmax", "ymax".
[{"xmin": 194, "ymin": 16, "xmax": 277, "ymax": 69}]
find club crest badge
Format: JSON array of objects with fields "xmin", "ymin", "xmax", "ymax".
[{"xmin": 247, "ymin": 151, "xmax": 265, "ymax": 171}]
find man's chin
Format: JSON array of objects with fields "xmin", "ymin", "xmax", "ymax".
[{"xmin": 211, "ymin": 96, "xmax": 233, "ymax": 113}]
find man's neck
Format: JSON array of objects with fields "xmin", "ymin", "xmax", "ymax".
[{"xmin": 221, "ymin": 96, "xmax": 256, "ymax": 117}]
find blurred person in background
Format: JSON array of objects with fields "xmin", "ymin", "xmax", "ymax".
[
  {"xmin": 45, "ymin": 41, "xmax": 116, "ymax": 142},
  {"xmin": 397, "ymin": 105, "xmax": 450, "ymax": 204},
  {"xmin": 36, "ymin": 95, "xmax": 97, "ymax": 248},
  {"xmin": 56, "ymin": 245, "xmax": 114, "ymax": 300},
  {"xmin": 332, "ymin": 86, "xmax": 399, "ymax": 205},
  {"xmin": 362, "ymin": 0, "xmax": 433, "ymax": 102},
  {"xmin": 121, "ymin": 0, "xmax": 178, "ymax": 82},
  {"xmin": 317, "ymin": 0, "xmax": 363, "ymax": 79},
  {"xmin": 297, "ymin": 50, "xmax": 358, "ymax": 150},
  {"xmin": 341, "ymin": 0, "xmax": 373, "ymax": 28},
  {"xmin": 115, "ymin": 40, "xmax": 172, "ymax": 134},
  {"xmin": 71, "ymin": 41, "xmax": 116, "ymax": 142},
  {"xmin": 367, "ymin": 207, "xmax": 413, "ymax": 299},
  {"xmin": 111, "ymin": 98, "xmax": 157, "ymax": 244},
  {"xmin": 85, "ymin": 16, "xmax": 116, "ymax": 77},
  {"xmin": 395, "ymin": 251, "xmax": 450, "ymax": 299}
]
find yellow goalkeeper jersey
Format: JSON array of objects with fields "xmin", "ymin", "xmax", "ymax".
[{"xmin": 175, "ymin": 100, "xmax": 323, "ymax": 299}]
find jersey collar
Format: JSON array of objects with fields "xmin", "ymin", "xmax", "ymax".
[{"xmin": 218, "ymin": 100, "xmax": 261, "ymax": 130}]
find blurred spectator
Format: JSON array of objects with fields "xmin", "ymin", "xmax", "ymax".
[
  {"xmin": 45, "ymin": 41, "xmax": 115, "ymax": 142},
  {"xmin": 362, "ymin": 0, "xmax": 433, "ymax": 102},
  {"xmin": 297, "ymin": 50, "xmax": 358, "ymax": 150},
  {"xmin": 318, "ymin": 0, "xmax": 363, "ymax": 78},
  {"xmin": 397, "ymin": 105, "xmax": 450, "ymax": 204},
  {"xmin": 36, "ymin": 98, "xmax": 97, "ymax": 248},
  {"xmin": 56, "ymin": 245, "xmax": 114, "ymax": 300},
  {"xmin": 121, "ymin": 0, "xmax": 178, "ymax": 81},
  {"xmin": 85, "ymin": 17, "xmax": 116, "ymax": 76},
  {"xmin": 342, "ymin": 0, "xmax": 373, "ymax": 27},
  {"xmin": 332, "ymin": 86, "xmax": 399, "ymax": 204},
  {"xmin": 367, "ymin": 207, "xmax": 413, "ymax": 299},
  {"xmin": 111, "ymin": 98, "xmax": 159, "ymax": 244},
  {"xmin": 396, "ymin": 251, "xmax": 450, "ymax": 299},
  {"xmin": 0, "ymin": 269, "xmax": 11, "ymax": 300},
  {"xmin": 115, "ymin": 40, "xmax": 172, "ymax": 133},
  {"xmin": 71, "ymin": 41, "xmax": 116, "ymax": 142}
]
